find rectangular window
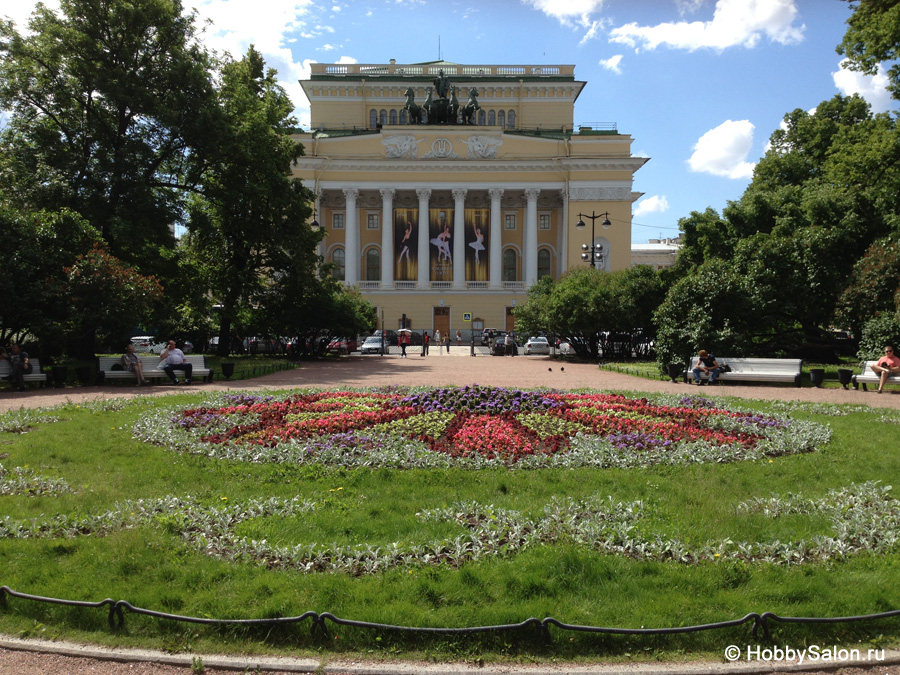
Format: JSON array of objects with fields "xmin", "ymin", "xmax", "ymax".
[
  {"xmin": 539, "ymin": 213, "xmax": 551, "ymax": 230},
  {"xmin": 367, "ymin": 213, "xmax": 379, "ymax": 230},
  {"xmin": 332, "ymin": 213, "xmax": 345, "ymax": 230},
  {"xmin": 504, "ymin": 213, "xmax": 517, "ymax": 230}
]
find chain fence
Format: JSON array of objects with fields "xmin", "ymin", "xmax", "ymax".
[{"xmin": 3, "ymin": 585, "xmax": 900, "ymax": 643}]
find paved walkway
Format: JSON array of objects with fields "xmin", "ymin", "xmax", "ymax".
[{"xmin": 2, "ymin": 352, "xmax": 899, "ymax": 413}]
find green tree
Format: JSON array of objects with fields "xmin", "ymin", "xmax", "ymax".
[
  {"xmin": 838, "ymin": 0, "xmax": 900, "ymax": 100},
  {"xmin": 185, "ymin": 47, "xmax": 322, "ymax": 356},
  {"xmin": 835, "ymin": 236, "xmax": 900, "ymax": 337},
  {"xmin": 0, "ymin": 0, "xmax": 217, "ymax": 273}
]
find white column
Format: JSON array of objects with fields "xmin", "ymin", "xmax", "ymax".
[
  {"xmin": 488, "ymin": 188, "xmax": 503, "ymax": 290},
  {"xmin": 343, "ymin": 188, "xmax": 359, "ymax": 286},
  {"xmin": 416, "ymin": 188, "xmax": 431, "ymax": 289},
  {"xmin": 380, "ymin": 188, "xmax": 395, "ymax": 289},
  {"xmin": 314, "ymin": 191, "xmax": 324, "ymax": 260},
  {"xmin": 524, "ymin": 188, "xmax": 540, "ymax": 286},
  {"xmin": 452, "ymin": 188, "xmax": 466, "ymax": 289},
  {"xmin": 560, "ymin": 190, "xmax": 568, "ymax": 273}
]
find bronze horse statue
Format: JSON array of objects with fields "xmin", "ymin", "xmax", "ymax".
[
  {"xmin": 448, "ymin": 86, "xmax": 460, "ymax": 123},
  {"xmin": 403, "ymin": 87, "xmax": 421, "ymax": 124},
  {"xmin": 461, "ymin": 87, "xmax": 481, "ymax": 125}
]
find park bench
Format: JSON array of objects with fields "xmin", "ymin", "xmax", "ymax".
[
  {"xmin": 0, "ymin": 357, "xmax": 48, "ymax": 388},
  {"xmin": 97, "ymin": 355, "xmax": 213, "ymax": 384},
  {"xmin": 684, "ymin": 357, "xmax": 803, "ymax": 387},
  {"xmin": 852, "ymin": 360, "xmax": 900, "ymax": 392}
]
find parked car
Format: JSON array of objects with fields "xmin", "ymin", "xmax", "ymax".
[
  {"xmin": 245, "ymin": 337, "xmax": 281, "ymax": 354},
  {"xmin": 130, "ymin": 336, "xmax": 166, "ymax": 354},
  {"xmin": 491, "ymin": 336, "xmax": 508, "ymax": 356},
  {"xmin": 481, "ymin": 328, "xmax": 506, "ymax": 346},
  {"xmin": 360, "ymin": 335, "xmax": 386, "ymax": 354},
  {"xmin": 326, "ymin": 336, "xmax": 358, "ymax": 355},
  {"xmin": 524, "ymin": 336, "xmax": 550, "ymax": 355}
]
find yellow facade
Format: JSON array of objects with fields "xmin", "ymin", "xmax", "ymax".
[{"xmin": 292, "ymin": 60, "xmax": 647, "ymax": 336}]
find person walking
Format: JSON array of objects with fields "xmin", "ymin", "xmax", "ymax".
[
  {"xmin": 434, "ymin": 330, "xmax": 442, "ymax": 354},
  {"xmin": 422, "ymin": 331, "xmax": 430, "ymax": 356}
]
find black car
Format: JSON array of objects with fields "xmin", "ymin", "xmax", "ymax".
[{"xmin": 491, "ymin": 336, "xmax": 508, "ymax": 356}]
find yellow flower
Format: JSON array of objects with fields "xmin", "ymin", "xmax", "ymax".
[{"xmin": 221, "ymin": 496, "xmax": 227, "ymax": 501}]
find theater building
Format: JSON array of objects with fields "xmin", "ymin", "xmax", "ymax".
[{"xmin": 291, "ymin": 60, "xmax": 648, "ymax": 338}]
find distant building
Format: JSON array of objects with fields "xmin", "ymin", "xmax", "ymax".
[
  {"xmin": 631, "ymin": 237, "xmax": 681, "ymax": 269},
  {"xmin": 291, "ymin": 59, "xmax": 648, "ymax": 337}
]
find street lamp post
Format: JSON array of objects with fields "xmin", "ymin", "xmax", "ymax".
[{"xmin": 575, "ymin": 211, "xmax": 611, "ymax": 269}]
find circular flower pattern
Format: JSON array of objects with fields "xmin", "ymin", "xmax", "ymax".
[{"xmin": 143, "ymin": 386, "xmax": 827, "ymax": 469}]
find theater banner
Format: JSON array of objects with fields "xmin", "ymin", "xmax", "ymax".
[
  {"xmin": 428, "ymin": 209, "xmax": 453, "ymax": 282},
  {"xmin": 393, "ymin": 208, "xmax": 418, "ymax": 281},
  {"xmin": 465, "ymin": 209, "xmax": 489, "ymax": 281}
]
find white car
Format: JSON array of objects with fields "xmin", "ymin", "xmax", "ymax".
[
  {"xmin": 130, "ymin": 336, "xmax": 166, "ymax": 354},
  {"xmin": 524, "ymin": 336, "xmax": 551, "ymax": 355}
]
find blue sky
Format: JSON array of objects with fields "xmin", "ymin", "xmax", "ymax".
[{"xmin": 5, "ymin": 0, "xmax": 894, "ymax": 243}]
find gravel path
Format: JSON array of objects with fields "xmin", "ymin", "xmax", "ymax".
[{"xmin": 2, "ymin": 353, "xmax": 899, "ymax": 673}]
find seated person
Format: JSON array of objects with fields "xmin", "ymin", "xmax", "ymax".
[
  {"xmin": 121, "ymin": 343, "xmax": 147, "ymax": 386},
  {"xmin": 2, "ymin": 343, "xmax": 33, "ymax": 392},
  {"xmin": 692, "ymin": 349, "xmax": 721, "ymax": 385},
  {"xmin": 871, "ymin": 345, "xmax": 900, "ymax": 394},
  {"xmin": 159, "ymin": 340, "xmax": 192, "ymax": 385}
]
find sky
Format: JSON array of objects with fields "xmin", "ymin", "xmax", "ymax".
[{"xmin": 3, "ymin": 0, "xmax": 894, "ymax": 243}]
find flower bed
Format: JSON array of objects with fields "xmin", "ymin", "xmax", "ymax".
[{"xmin": 135, "ymin": 386, "xmax": 830, "ymax": 469}]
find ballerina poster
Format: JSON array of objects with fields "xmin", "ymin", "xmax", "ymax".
[
  {"xmin": 428, "ymin": 209, "xmax": 453, "ymax": 282},
  {"xmin": 465, "ymin": 208, "xmax": 489, "ymax": 281},
  {"xmin": 393, "ymin": 208, "xmax": 418, "ymax": 281}
]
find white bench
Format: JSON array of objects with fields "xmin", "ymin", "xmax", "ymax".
[
  {"xmin": 0, "ymin": 357, "xmax": 48, "ymax": 388},
  {"xmin": 852, "ymin": 361, "xmax": 900, "ymax": 391},
  {"xmin": 685, "ymin": 357, "xmax": 803, "ymax": 387},
  {"xmin": 98, "ymin": 355, "xmax": 212, "ymax": 384}
]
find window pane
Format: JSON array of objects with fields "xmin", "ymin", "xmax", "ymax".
[
  {"xmin": 504, "ymin": 213, "xmax": 516, "ymax": 230},
  {"xmin": 539, "ymin": 214, "xmax": 551, "ymax": 230},
  {"xmin": 503, "ymin": 249, "xmax": 517, "ymax": 281},
  {"xmin": 366, "ymin": 249, "xmax": 380, "ymax": 281},
  {"xmin": 333, "ymin": 249, "xmax": 345, "ymax": 280},
  {"xmin": 367, "ymin": 213, "xmax": 379, "ymax": 229},
  {"xmin": 332, "ymin": 213, "xmax": 345, "ymax": 229},
  {"xmin": 538, "ymin": 249, "xmax": 551, "ymax": 278}
]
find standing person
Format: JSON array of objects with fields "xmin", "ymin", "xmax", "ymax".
[
  {"xmin": 434, "ymin": 330, "xmax": 442, "ymax": 351},
  {"xmin": 691, "ymin": 349, "xmax": 720, "ymax": 385},
  {"xmin": 422, "ymin": 331, "xmax": 430, "ymax": 356},
  {"xmin": 871, "ymin": 345, "xmax": 900, "ymax": 393},
  {"xmin": 121, "ymin": 343, "xmax": 147, "ymax": 386},
  {"xmin": 398, "ymin": 331, "xmax": 409, "ymax": 358},
  {"xmin": 505, "ymin": 332, "xmax": 513, "ymax": 356},
  {"xmin": 1, "ymin": 343, "xmax": 32, "ymax": 391},
  {"xmin": 456, "ymin": 329, "xmax": 462, "ymax": 347},
  {"xmin": 160, "ymin": 340, "xmax": 192, "ymax": 385},
  {"xmin": 444, "ymin": 334, "xmax": 451, "ymax": 353}
]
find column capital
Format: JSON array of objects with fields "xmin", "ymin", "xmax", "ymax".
[
  {"xmin": 416, "ymin": 188, "xmax": 432, "ymax": 200},
  {"xmin": 379, "ymin": 188, "xmax": 396, "ymax": 201},
  {"xmin": 488, "ymin": 188, "xmax": 504, "ymax": 201},
  {"xmin": 452, "ymin": 188, "xmax": 467, "ymax": 201},
  {"xmin": 524, "ymin": 187, "xmax": 541, "ymax": 201},
  {"xmin": 343, "ymin": 187, "xmax": 359, "ymax": 201}
]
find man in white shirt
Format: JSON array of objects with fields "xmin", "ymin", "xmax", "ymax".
[{"xmin": 159, "ymin": 340, "xmax": 192, "ymax": 385}]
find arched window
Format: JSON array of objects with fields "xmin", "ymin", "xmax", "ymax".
[
  {"xmin": 332, "ymin": 248, "xmax": 345, "ymax": 280},
  {"xmin": 537, "ymin": 249, "xmax": 552, "ymax": 279},
  {"xmin": 400, "ymin": 109, "xmax": 408, "ymax": 125},
  {"xmin": 477, "ymin": 109, "xmax": 486, "ymax": 126},
  {"xmin": 379, "ymin": 109, "xmax": 387, "ymax": 125},
  {"xmin": 507, "ymin": 110, "xmax": 516, "ymax": 128},
  {"xmin": 369, "ymin": 109, "xmax": 377, "ymax": 128},
  {"xmin": 488, "ymin": 110, "xmax": 496, "ymax": 126},
  {"xmin": 498, "ymin": 110, "xmax": 506, "ymax": 128},
  {"xmin": 365, "ymin": 248, "xmax": 380, "ymax": 281},
  {"xmin": 502, "ymin": 249, "xmax": 517, "ymax": 282},
  {"xmin": 389, "ymin": 109, "xmax": 398, "ymax": 125}
]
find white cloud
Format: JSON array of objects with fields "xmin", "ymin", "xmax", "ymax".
[
  {"xmin": 688, "ymin": 120, "xmax": 756, "ymax": 179},
  {"xmin": 521, "ymin": 0, "xmax": 608, "ymax": 43},
  {"xmin": 634, "ymin": 195, "xmax": 670, "ymax": 217},
  {"xmin": 599, "ymin": 54, "xmax": 624, "ymax": 74},
  {"xmin": 610, "ymin": 0, "xmax": 804, "ymax": 52},
  {"xmin": 833, "ymin": 59, "xmax": 893, "ymax": 114}
]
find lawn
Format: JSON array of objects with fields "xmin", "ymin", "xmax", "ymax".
[{"xmin": 1, "ymin": 386, "xmax": 899, "ymax": 665}]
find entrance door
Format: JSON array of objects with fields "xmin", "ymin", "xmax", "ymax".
[
  {"xmin": 433, "ymin": 307, "xmax": 450, "ymax": 340},
  {"xmin": 505, "ymin": 307, "xmax": 516, "ymax": 333}
]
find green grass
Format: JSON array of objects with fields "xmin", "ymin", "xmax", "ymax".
[{"xmin": 1, "ymin": 390, "xmax": 900, "ymax": 664}]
